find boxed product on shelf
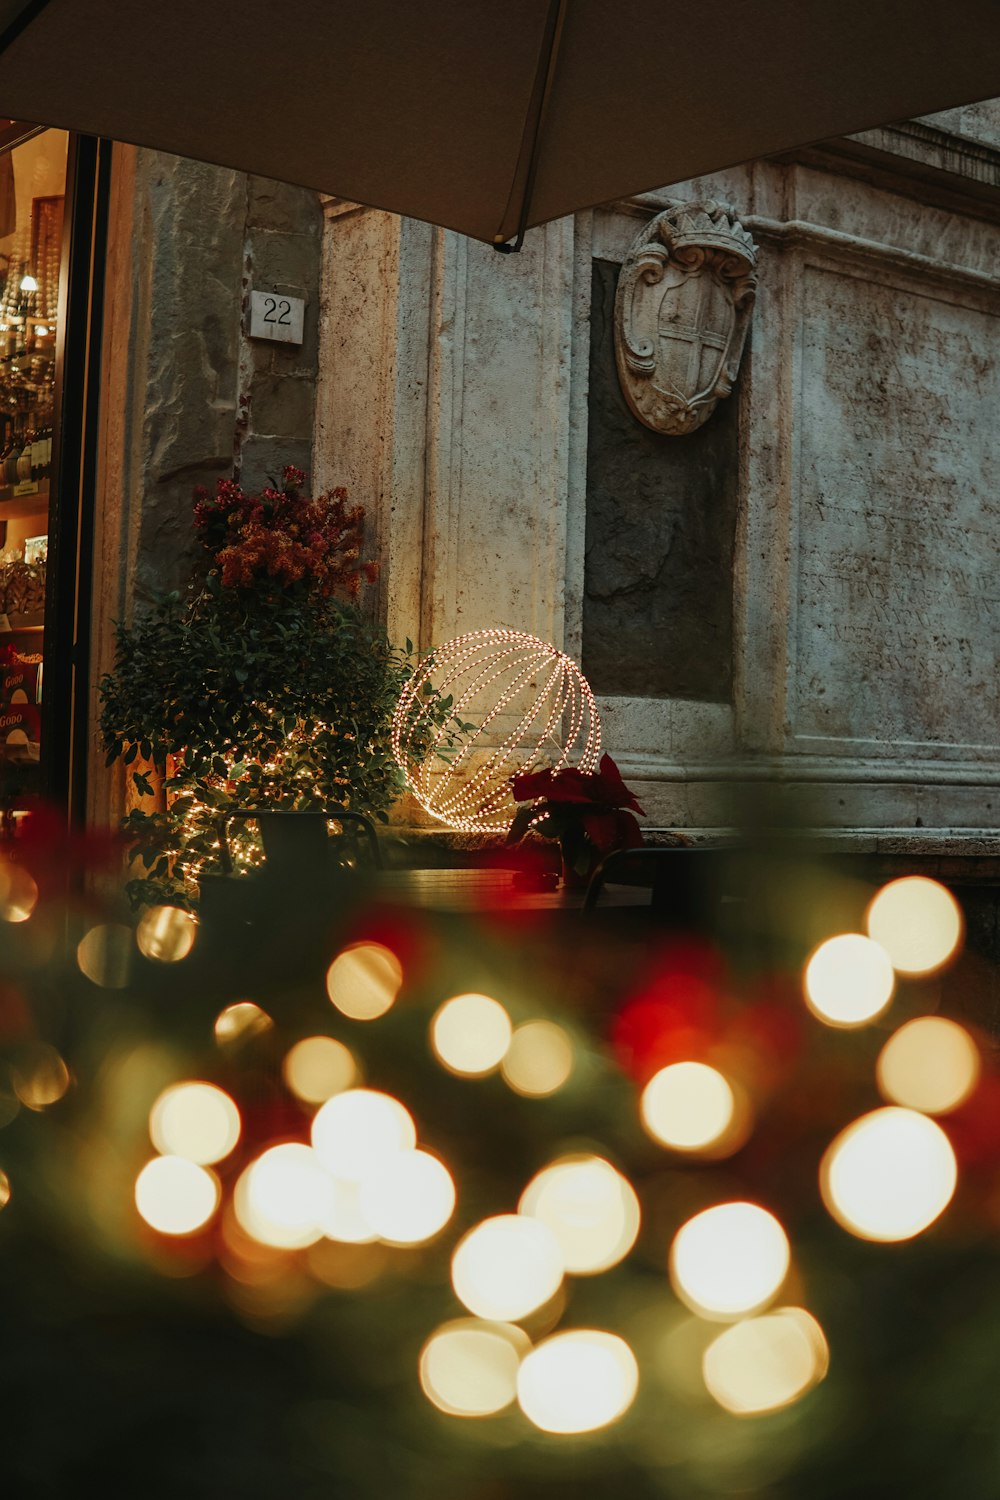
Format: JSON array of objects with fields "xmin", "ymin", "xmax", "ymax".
[
  {"xmin": 0, "ymin": 657, "xmax": 40, "ymax": 705},
  {"xmin": 0, "ymin": 699, "xmax": 39, "ymax": 751}
]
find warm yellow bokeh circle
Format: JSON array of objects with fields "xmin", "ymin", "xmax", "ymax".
[
  {"xmin": 516, "ymin": 1330, "xmax": 639, "ymax": 1434},
  {"xmin": 702, "ymin": 1307, "xmax": 829, "ymax": 1415},
  {"xmin": 821, "ymin": 1106, "xmax": 957, "ymax": 1242},
  {"xmin": 519, "ymin": 1154, "xmax": 640, "ymax": 1274},
  {"xmin": 866, "ymin": 877, "xmax": 963, "ymax": 975},
  {"xmin": 670, "ymin": 1202, "xmax": 790, "ymax": 1319},
  {"xmin": 431, "ymin": 994, "xmax": 513, "ymax": 1077},
  {"xmin": 803, "ymin": 933, "xmax": 894, "ymax": 1027},
  {"xmin": 451, "ymin": 1214, "xmax": 564, "ymax": 1322},
  {"xmin": 640, "ymin": 1061, "xmax": 736, "ymax": 1152},
  {"xmin": 876, "ymin": 1016, "xmax": 979, "ymax": 1115},
  {"xmin": 419, "ymin": 1319, "xmax": 529, "ymax": 1417}
]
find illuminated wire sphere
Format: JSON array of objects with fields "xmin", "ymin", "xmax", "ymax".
[{"xmin": 391, "ymin": 629, "xmax": 601, "ymax": 834}]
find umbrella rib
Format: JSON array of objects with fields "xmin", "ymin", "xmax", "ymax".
[
  {"xmin": 493, "ymin": 0, "xmax": 567, "ymax": 255},
  {"xmin": 0, "ymin": 0, "xmax": 52, "ymax": 60}
]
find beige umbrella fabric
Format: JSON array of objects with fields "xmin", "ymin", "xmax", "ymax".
[{"xmin": 0, "ymin": 0, "xmax": 999, "ymax": 246}]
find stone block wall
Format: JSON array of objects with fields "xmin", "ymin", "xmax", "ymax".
[
  {"xmin": 88, "ymin": 148, "xmax": 323, "ymax": 826},
  {"xmin": 238, "ymin": 175, "xmax": 322, "ymax": 494}
]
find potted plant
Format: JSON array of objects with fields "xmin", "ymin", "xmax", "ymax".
[
  {"xmin": 99, "ymin": 467, "xmax": 447, "ymax": 908},
  {"xmin": 506, "ymin": 753, "xmax": 646, "ymax": 889}
]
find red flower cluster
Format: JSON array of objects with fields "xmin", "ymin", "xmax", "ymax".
[
  {"xmin": 510, "ymin": 752, "xmax": 645, "ymax": 854},
  {"xmin": 193, "ymin": 466, "xmax": 378, "ymax": 598}
]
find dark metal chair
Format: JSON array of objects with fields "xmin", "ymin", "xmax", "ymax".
[{"xmin": 216, "ymin": 808, "xmax": 383, "ymax": 876}]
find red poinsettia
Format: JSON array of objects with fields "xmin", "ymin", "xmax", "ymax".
[{"xmin": 507, "ymin": 753, "xmax": 646, "ymax": 873}]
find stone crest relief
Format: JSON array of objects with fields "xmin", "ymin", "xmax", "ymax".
[{"xmin": 614, "ymin": 200, "xmax": 758, "ymax": 436}]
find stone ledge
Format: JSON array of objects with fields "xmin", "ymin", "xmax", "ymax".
[
  {"xmin": 781, "ymin": 122, "xmax": 1000, "ymax": 216},
  {"xmin": 382, "ymin": 823, "xmax": 1000, "ymax": 863},
  {"xmin": 847, "ymin": 118, "xmax": 1000, "ymax": 192}
]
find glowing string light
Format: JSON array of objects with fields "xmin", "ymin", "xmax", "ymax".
[{"xmin": 391, "ymin": 629, "xmax": 600, "ymax": 834}]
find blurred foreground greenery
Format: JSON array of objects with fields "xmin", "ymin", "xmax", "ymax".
[{"xmin": 1, "ymin": 831, "xmax": 999, "ymax": 1500}]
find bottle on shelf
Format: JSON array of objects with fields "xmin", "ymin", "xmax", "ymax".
[
  {"xmin": 4, "ymin": 429, "xmax": 20, "ymax": 486},
  {"xmin": 16, "ymin": 430, "xmax": 32, "ymax": 483}
]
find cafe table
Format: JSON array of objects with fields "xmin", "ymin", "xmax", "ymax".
[{"xmin": 371, "ymin": 866, "xmax": 651, "ymax": 915}]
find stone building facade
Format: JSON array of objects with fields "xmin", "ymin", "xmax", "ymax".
[{"xmin": 87, "ymin": 103, "xmax": 1000, "ymax": 858}]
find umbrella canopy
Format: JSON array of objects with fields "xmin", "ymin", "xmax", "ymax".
[{"xmin": 1, "ymin": 0, "xmax": 999, "ymax": 246}]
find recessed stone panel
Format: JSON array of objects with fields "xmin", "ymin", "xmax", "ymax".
[
  {"xmin": 583, "ymin": 259, "xmax": 738, "ymax": 701},
  {"xmin": 793, "ymin": 265, "xmax": 1000, "ymax": 756}
]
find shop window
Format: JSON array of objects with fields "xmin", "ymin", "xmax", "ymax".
[
  {"xmin": 0, "ymin": 124, "xmax": 66, "ymax": 795},
  {"xmin": 0, "ymin": 126, "xmax": 109, "ymax": 827}
]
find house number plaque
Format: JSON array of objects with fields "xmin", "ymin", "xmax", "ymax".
[{"xmin": 249, "ymin": 290, "xmax": 305, "ymax": 345}]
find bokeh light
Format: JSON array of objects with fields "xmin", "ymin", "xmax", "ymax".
[
  {"xmin": 311, "ymin": 1089, "xmax": 416, "ymax": 1181},
  {"xmin": 877, "ymin": 1016, "xmax": 980, "ymax": 1115},
  {"xmin": 451, "ymin": 1214, "xmax": 564, "ymax": 1321},
  {"xmin": 77, "ymin": 923, "xmax": 133, "ymax": 988},
  {"xmin": 326, "ymin": 942, "xmax": 402, "ymax": 1020},
  {"xmin": 670, "ymin": 1202, "xmax": 790, "ymax": 1319},
  {"xmin": 360, "ymin": 1149, "xmax": 456, "ymax": 1244},
  {"xmin": 149, "ymin": 1081, "xmax": 241, "ymax": 1165},
  {"xmin": 135, "ymin": 1155, "xmax": 220, "ymax": 1236},
  {"xmin": 321, "ymin": 1180, "xmax": 378, "ymax": 1244},
  {"xmin": 419, "ymin": 1319, "xmax": 530, "ymax": 1417},
  {"xmin": 702, "ymin": 1307, "xmax": 829, "ymax": 1414},
  {"xmin": 866, "ymin": 876, "xmax": 963, "ymax": 975},
  {"xmin": 234, "ymin": 1143, "xmax": 336, "ymax": 1249},
  {"xmin": 283, "ymin": 1036, "xmax": 357, "ymax": 1105},
  {"xmin": 308, "ymin": 1237, "xmax": 387, "ymax": 1289},
  {"xmin": 214, "ymin": 1001, "xmax": 273, "ymax": 1046},
  {"xmin": 0, "ymin": 1168, "xmax": 9, "ymax": 1208},
  {"xmin": 803, "ymin": 933, "xmax": 894, "ymax": 1028},
  {"xmin": 821, "ymin": 1106, "xmax": 957, "ymax": 1242},
  {"xmin": 640, "ymin": 1061, "xmax": 736, "ymax": 1152},
  {"xmin": 519, "ymin": 1155, "xmax": 640, "ymax": 1274},
  {"xmin": 11, "ymin": 1044, "xmax": 69, "ymax": 1109},
  {"xmin": 135, "ymin": 904, "xmax": 197, "ymax": 962},
  {"xmin": 431, "ymin": 993, "xmax": 512, "ymax": 1077},
  {"xmin": 0, "ymin": 863, "xmax": 36, "ymax": 922},
  {"xmin": 516, "ymin": 1330, "xmax": 639, "ymax": 1434},
  {"xmin": 501, "ymin": 1020, "xmax": 574, "ymax": 1097}
]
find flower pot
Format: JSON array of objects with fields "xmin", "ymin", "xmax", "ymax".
[
  {"xmin": 256, "ymin": 811, "xmax": 332, "ymax": 876},
  {"xmin": 558, "ymin": 828, "xmax": 602, "ymax": 894},
  {"xmin": 559, "ymin": 855, "xmax": 594, "ymax": 893}
]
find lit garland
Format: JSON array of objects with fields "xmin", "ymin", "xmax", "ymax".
[
  {"xmin": 135, "ymin": 702, "xmax": 367, "ymax": 903},
  {"xmin": 391, "ymin": 629, "xmax": 601, "ymax": 834},
  {"xmin": 162, "ymin": 725, "xmax": 328, "ymax": 898}
]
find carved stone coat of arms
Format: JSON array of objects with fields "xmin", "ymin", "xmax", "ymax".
[{"xmin": 614, "ymin": 200, "xmax": 758, "ymax": 436}]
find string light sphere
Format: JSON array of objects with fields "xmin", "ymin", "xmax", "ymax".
[{"xmin": 391, "ymin": 629, "xmax": 601, "ymax": 834}]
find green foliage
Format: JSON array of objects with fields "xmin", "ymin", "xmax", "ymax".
[{"xmin": 99, "ymin": 579, "xmax": 441, "ymax": 905}]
